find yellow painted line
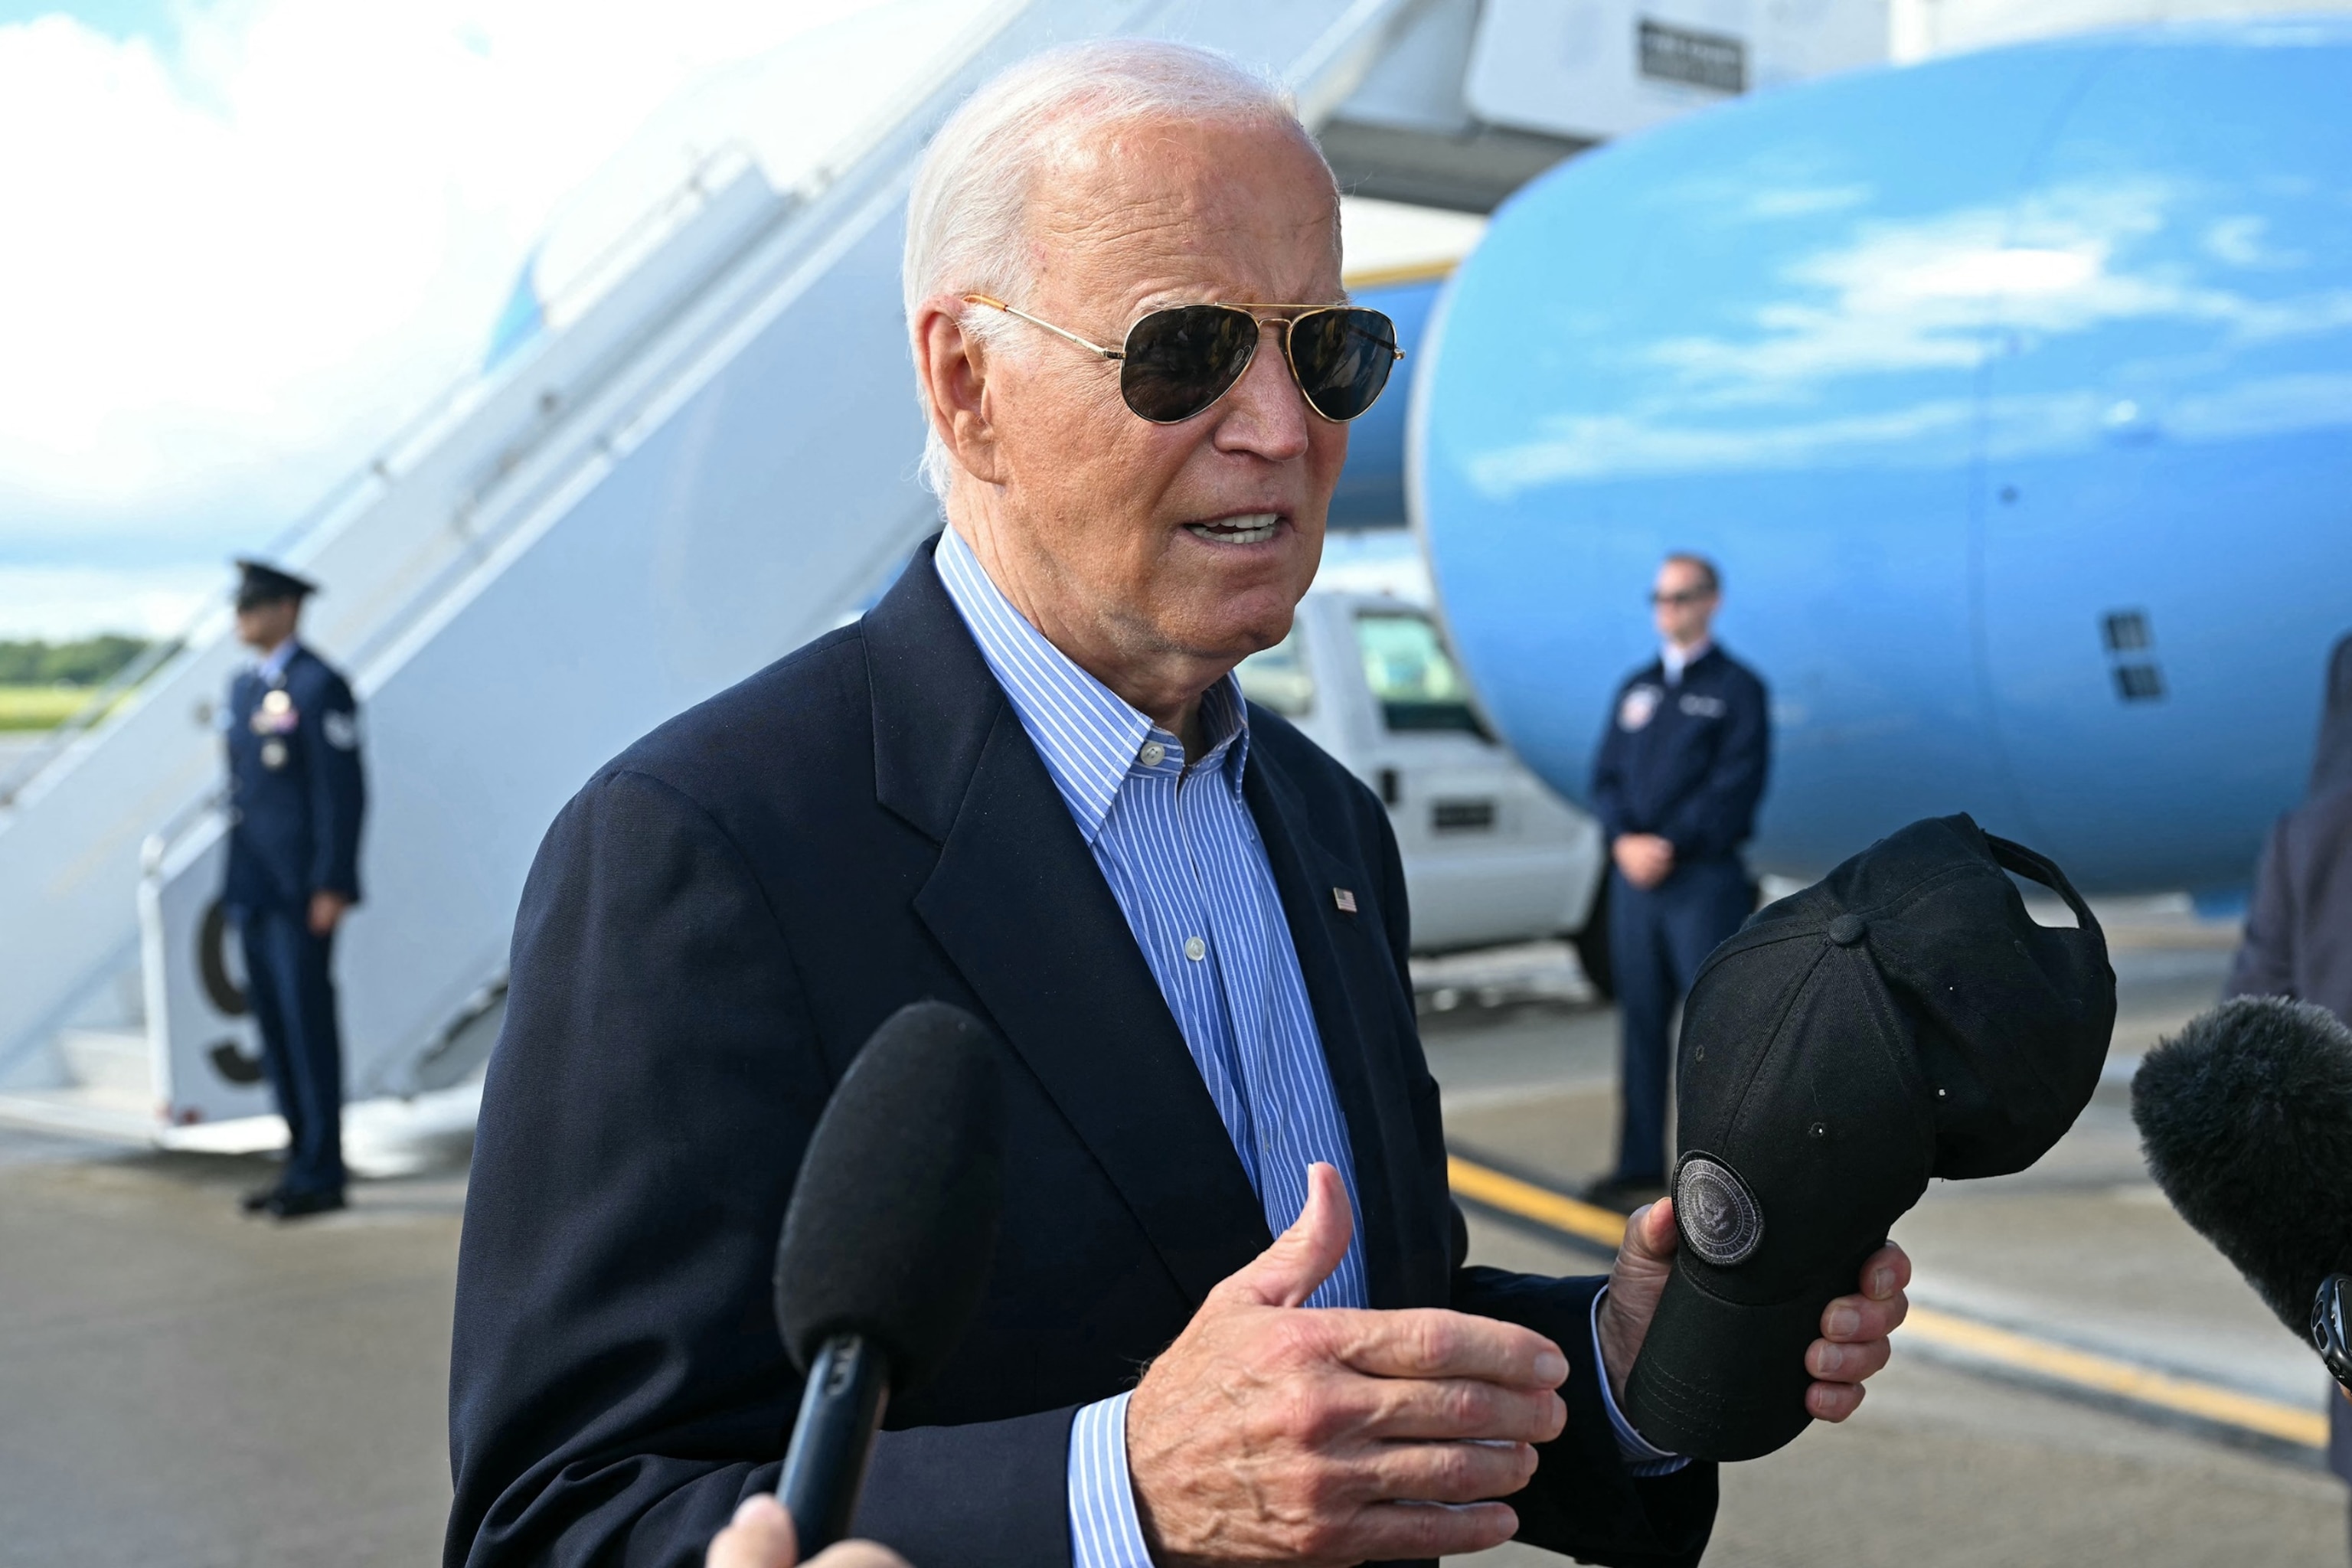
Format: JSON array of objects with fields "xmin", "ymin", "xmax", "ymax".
[
  {"xmin": 1902, "ymin": 1305, "xmax": 2327, "ymax": 1449},
  {"xmin": 1343, "ymin": 257, "xmax": 1460, "ymax": 292},
  {"xmin": 1446, "ymin": 1153, "xmax": 2327, "ymax": 1451},
  {"xmin": 1447, "ymin": 1154, "xmax": 1628, "ymax": 1249}
]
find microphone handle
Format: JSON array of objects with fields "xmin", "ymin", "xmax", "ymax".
[{"xmin": 779, "ymin": 1333, "xmax": 890, "ymax": 1553}]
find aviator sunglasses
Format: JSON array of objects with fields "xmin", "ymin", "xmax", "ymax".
[{"xmin": 962, "ymin": 294, "xmax": 1403, "ymax": 425}]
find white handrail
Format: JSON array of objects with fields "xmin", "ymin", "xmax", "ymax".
[{"xmin": 0, "ymin": 143, "xmax": 769, "ymax": 812}]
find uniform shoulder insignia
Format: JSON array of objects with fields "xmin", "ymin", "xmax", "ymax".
[{"xmin": 322, "ymin": 710, "xmax": 361, "ymax": 751}]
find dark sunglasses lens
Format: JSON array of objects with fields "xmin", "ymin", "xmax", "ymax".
[
  {"xmin": 1120, "ymin": 306, "xmax": 1259, "ymax": 422},
  {"xmin": 1288, "ymin": 308, "xmax": 1397, "ymax": 422}
]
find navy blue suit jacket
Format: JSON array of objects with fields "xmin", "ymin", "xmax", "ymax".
[
  {"xmin": 446, "ymin": 541, "xmax": 1718, "ymax": 1568},
  {"xmin": 1590, "ymin": 648, "xmax": 1769, "ymax": 865},
  {"xmin": 223, "ymin": 645, "xmax": 364, "ymax": 914}
]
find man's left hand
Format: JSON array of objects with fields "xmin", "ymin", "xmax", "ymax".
[
  {"xmin": 308, "ymin": 890, "xmax": 351, "ymax": 936},
  {"xmin": 1594, "ymin": 1197, "xmax": 1909, "ymax": 1420}
]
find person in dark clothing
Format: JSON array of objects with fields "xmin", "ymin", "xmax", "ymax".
[
  {"xmin": 1586, "ymin": 554, "xmax": 1770, "ymax": 1210},
  {"xmin": 2230, "ymin": 634, "xmax": 2352, "ymax": 1021},
  {"xmin": 221, "ymin": 558, "xmax": 365, "ymax": 1220},
  {"xmin": 2226, "ymin": 631, "xmax": 2352, "ymax": 1550},
  {"xmin": 443, "ymin": 46, "xmax": 1910, "ymax": 1568}
]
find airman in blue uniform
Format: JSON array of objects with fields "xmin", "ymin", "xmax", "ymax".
[
  {"xmin": 222, "ymin": 560, "xmax": 364, "ymax": 1220},
  {"xmin": 1586, "ymin": 553, "xmax": 1769, "ymax": 1210}
]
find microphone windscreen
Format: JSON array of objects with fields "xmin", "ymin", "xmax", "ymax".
[
  {"xmin": 773, "ymin": 1001, "xmax": 1004, "ymax": 1394},
  {"xmin": 2132, "ymin": 995, "xmax": 2352, "ymax": 1333}
]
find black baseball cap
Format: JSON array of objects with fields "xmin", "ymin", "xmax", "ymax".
[
  {"xmin": 1621, "ymin": 813, "xmax": 2115, "ymax": 1461},
  {"xmin": 233, "ymin": 558, "xmax": 318, "ymax": 611}
]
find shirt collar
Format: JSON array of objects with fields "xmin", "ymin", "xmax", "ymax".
[
  {"xmin": 256, "ymin": 639, "xmax": 299, "ymax": 684},
  {"xmin": 932, "ymin": 526, "xmax": 1252, "ymax": 844},
  {"xmin": 1661, "ymin": 638, "xmax": 1710, "ymax": 684}
]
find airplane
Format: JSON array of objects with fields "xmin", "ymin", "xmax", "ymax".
[
  {"xmin": 1370, "ymin": 18, "xmax": 2352, "ymax": 899},
  {"xmin": 11, "ymin": 5, "xmax": 2331, "ymax": 1139}
]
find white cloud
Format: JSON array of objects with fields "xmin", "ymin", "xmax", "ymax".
[
  {"xmin": 1626, "ymin": 178, "xmax": 2352, "ymax": 407},
  {"xmin": 1464, "ymin": 398, "xmax": 1982, "ymax": 495},
  {"xmin": 0, "ymin": 560, "xmax": 227, "ymax": 639},
  {"xmin": 1465, "ymin": 364, "xmax": 2352, "ymax": 498},
  {"xmin": 0, "ymin": 0, "xmax": 982, "ymax": 634},
  {"xmin": 1462, "ymin": 172, "xmax": 2352, "ymax": 497}
]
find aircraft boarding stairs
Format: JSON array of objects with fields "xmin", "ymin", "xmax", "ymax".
[{"xmin": 0, "ymin": 0, "xmax": 1437, "ymax": 1144}]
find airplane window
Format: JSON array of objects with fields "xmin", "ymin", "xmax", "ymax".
[
  {"xmin": 1355, "ymin": 612, "xmax": 1490, "ymax": 737},
  {"xmin": 1236, "ymin": 630, "xmax": 1315, "ymax": 716}
]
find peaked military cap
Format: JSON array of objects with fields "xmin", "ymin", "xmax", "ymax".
[
  {"xmin": 1622, "ymin": 813, "xmax": 2115, "ymax": 1461},
  {"xmin": 234, "ymin": 558, "xmax": 318, "ymax": 611}
]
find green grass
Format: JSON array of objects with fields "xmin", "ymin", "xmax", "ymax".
[{"xmin": 0, "ymin": 685, "xmax": 100, "ymax": 731}]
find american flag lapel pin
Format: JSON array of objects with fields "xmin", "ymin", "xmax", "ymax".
[{"xmin": 1332, "ymin": 887, "xmax": 1357, "ymax": 913}]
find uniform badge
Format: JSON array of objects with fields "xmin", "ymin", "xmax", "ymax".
[
  {"xmin": 1674, "ymin": 1153, "xmax": 1764, "ymax": 1266},
  {"xmin": 250, "ymin": 688, "xmax": 299, "ymax": 735},
  {"xmin": 1678, "ymin": 692, "xmax": 1727, "ymax": 719},
  {"xmin": 322, "ymin": 710, "xmax": 360, "ymax": 751},
  {"xmin": 1617, "ymin": 684, "xmax": 1663, "ymax": 732},
  {"xmin": 260, "ymin": 739, "xmax": 289, "ymax": 771}
]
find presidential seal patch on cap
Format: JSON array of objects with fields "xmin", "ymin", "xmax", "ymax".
[{"xmin": 1674, "ymin": 1153, "xmax": 1763, "ymax": 1266}]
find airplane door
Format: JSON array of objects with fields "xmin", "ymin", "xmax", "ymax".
[{"xmin": 1976, "ymin": 38, "xmax": 2352, "ymax": 891}]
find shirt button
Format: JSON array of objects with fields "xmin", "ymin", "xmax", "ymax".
[
  {"xmin": 1140, "ymin": 741, "xmax": 1166, "ymax": 768},
  {"xmin": 1184, "ymin": 936, "xmax": 1207, "ymax": 962}
]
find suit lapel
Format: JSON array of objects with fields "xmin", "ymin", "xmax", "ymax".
[
  {"xmin": 865, "ymin": 544, "xmax": 1269, "ymax": 1308},
  {"xmin": 1244, "ymin": 741, "xmax": 1440, "ymax": 1310}
]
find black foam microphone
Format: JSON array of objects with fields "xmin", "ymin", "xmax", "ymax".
[
  {"xmin": 771, "ymin": 1001, "xmax": 1004, "ymax": 1553},
  {"xmin": 2131, "ymin": 995, "xmax": 2352, "ymax": 1349}
]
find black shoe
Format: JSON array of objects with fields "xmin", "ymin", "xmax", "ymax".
[
  {"xmin": 240, "ymin": 1184, "xmax": 283, "ymax": 1214},
  {"xmin": 266, "ymin": 1187, "xmax": 347, "ymax": 1220},
  {"xmin": 1579, "ymin": 1175, "xmax": 1668, "ymax": 1215}
]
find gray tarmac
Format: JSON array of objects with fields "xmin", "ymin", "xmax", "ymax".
[{"xmin": 0, "ymin": 907, "xmax": 2341, "ymax": 1566}]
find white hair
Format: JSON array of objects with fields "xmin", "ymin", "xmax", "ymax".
[{"xmin": 902, "ymin": 38, "xmax": 1336, "ymax": 497}]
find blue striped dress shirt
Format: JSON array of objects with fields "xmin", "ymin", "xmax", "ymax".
[{"xmin": 932, "ymin": 528, "xmax": 1677, "ymax": 1568}]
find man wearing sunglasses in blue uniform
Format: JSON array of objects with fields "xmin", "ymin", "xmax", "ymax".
[
  {"xmin": 1586, "ymin": 556, "xmax": 1771, "ymax": 1214},
  {"xmin": 448, "ymin": 40, "xmax": 1908, "ymax": 1568}
]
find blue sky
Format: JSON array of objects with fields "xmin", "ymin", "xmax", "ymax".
[
  {"xmin": 5, "ymin": 0, "xmax": 2308, "ymax": 640},
  {"xmin": 0, "ymin": 0, "xmax": 172, "ymax": 40},
  {"xmin": 0, "ymin": 0, "xmax": 952, "ymax": 639}
]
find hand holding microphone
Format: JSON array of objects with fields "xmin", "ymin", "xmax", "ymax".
[
  {"xmin": 707, "ymin": 1495, "xmax": 908, "ymax": 1568},
  {"xmin": 751, "ymin": 1001, "xmax": 1007, "ymax": 1564}
]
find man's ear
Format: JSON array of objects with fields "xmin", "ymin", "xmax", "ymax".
[{"xmin": 913, "ymin": 296, "xmax": 1005, "ymax": 485}]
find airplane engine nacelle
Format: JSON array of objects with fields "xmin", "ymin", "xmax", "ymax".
[{"xmin": 1414, "ymin": 20, "xmax": 2352, "ymax": 893}]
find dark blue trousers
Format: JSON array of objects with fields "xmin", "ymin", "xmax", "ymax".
[
  {"xmin": 238, "ymin": 906, "xmax": 347, "ymax": 1197},
  {"xmin": 1607, "ymin": 858, "xmax": 1753, "ymax": 1184}
]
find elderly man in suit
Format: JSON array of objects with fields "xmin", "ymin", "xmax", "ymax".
[{"xmin": 446, "ymin": 41, "xmax": 1909, "ymax": 1568}]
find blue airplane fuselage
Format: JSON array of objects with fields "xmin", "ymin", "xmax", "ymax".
[{"xmin": 1370, "ymin": 19, "xmax": 2352, "ymax": 893}]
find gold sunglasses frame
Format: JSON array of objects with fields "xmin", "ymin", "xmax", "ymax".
[{"xmin": 961, "ymin": 293, "xmax": 1405, "ymax": 425}]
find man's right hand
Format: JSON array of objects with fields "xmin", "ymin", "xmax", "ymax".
[
  {"xmin": 1125, "ymin": 1165, "xmax": 1569, "ymax": 1567},
  {"xmin": 1612, "ymin": 833, "xmax": 1675, "ymax": 890}
]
